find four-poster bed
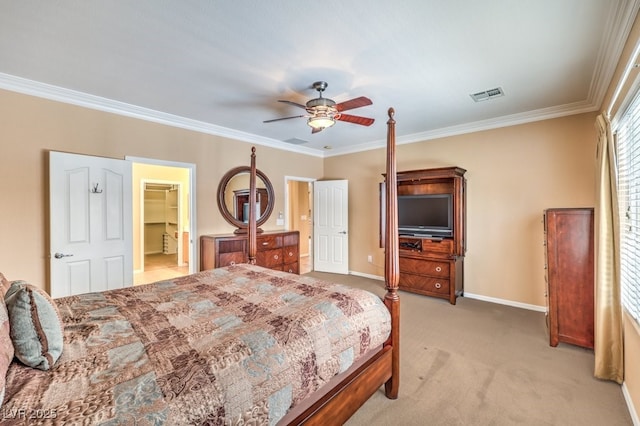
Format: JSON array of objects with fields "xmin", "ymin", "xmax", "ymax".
[{"xmin": 0, "ymin": 108, "xmax": 400, "ymax": 424}]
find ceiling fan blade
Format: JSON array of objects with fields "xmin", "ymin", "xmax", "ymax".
[
  {"xmin": 336, "ymin": 113, "xmax": 375, "ymax": 126},
  {"xmin": 335, "ymin": 96, "xmax": 373, "ymax": 112},
  {"xmin": 263, "ymin": 115, "xmax": 305, "ymax": 123},
  {"xmin": 277, "ymin": 100, "xmax": 307, "ymax": 109}
]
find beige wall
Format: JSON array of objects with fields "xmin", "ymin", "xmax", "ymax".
[
  {"xmin": 325, "ymin": 112, "xmax": 597, "ymax": 308},
  {"xmin": 0, "ymin": 88, "xmax": 323, "ymax": 289}
]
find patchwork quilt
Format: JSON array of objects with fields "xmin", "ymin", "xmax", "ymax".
[{"xmin": 2, "ymin": 264, "xmax": 391, "ymax": 425}]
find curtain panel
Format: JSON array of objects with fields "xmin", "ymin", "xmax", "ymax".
[{"xmin": 594, "ymin": 114, "xmax": 624, "ymax": 383}]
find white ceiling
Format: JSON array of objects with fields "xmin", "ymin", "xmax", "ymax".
[{"xmin": 0, "ymin": 1, "xmax": 638, "ymax": 157}]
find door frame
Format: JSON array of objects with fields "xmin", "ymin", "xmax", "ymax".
[
  {"xmin": 284, "ymin": 176, "xmax": 316, "ymax": 271},
  {"xmin": 126, "ymin": 156, "xmax": 197, "ymax": 274}
]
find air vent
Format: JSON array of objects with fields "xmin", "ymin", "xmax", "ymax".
[
  {"xmin": 470, "ymin": 87, "xmax": 505, "ymax": 102},
  {"xmin": 284, "ymin": 138, "xmax": 309, "ymax": 145}
]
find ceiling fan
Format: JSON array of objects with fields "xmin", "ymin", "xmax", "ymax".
[{"xmin": 263, "ymin": 81, "xmax": 374, "ymax": 133}]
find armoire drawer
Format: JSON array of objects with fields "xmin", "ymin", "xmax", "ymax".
[
  {"xmin": 399, "ymin": 273, "xmax": 450, "ymax": 295},
  {"xmin": 399, "ymin": 257, "xmax": 450, "ymax": 278},
  {"xmin": 420, "ymin": 238, "xmax": 454, "ymax": 255}
]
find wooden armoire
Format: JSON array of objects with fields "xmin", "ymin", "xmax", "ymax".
[{"xmin": 544, "ymin": 208, "xmax": 594, "ymax": 349}]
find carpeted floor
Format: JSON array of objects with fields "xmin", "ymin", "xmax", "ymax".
[
  {"xmin": 135, "ymin": 253, "xmax": 189, "ymax": 285},
  {"xmin": 304, "ymin": 271, "xmax": 632, "ymax": 426}
]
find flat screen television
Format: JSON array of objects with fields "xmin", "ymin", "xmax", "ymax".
[{"xmin": 397, "ymin": 193, "xmax": 453, "ymax": 237}]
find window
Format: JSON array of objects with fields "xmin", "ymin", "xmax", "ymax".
[{"xmin": 616, "ymin": 90, "xmax": 640, "ymax": 323}]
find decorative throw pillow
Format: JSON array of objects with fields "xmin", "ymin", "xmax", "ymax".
[
  {"xmin": 0, "ymin": 299, "xmax": 14, "ymax": 407},
  {"xmin": 4, "ymin": 281, "xmax": 63, "ymax": 370}
]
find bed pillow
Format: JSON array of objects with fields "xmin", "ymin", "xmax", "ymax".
[
  {"xmin": 0, "ymin": 297, "xmax": 14, "ymax": 407},
  {"xmin": 4, "ymin": 281, "xmax": 63, "ymax": 370},
  {"xmin": 0, "ymin": 273, "xmax": 10, "ymax": 299}
]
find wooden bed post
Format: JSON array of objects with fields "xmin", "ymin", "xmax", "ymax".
[
  {"xmin": 384, "ymin": 108, "xmax": 400, "ymax": 399},
  {"xmin": 248, "ymin": 146, "xmax": 257, "ymax": 264},
  {"xmin": 284, "ymin": 109, "xmax": 400, "ymax": 425}
]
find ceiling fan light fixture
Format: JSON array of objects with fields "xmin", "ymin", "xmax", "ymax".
[
  {"xmin": 307, "ymin": 115, "xmax": 336, "ymax": 129},
  {"xmin": 265, "ymin": 81, "xmax": 373, "ymax": 132}
]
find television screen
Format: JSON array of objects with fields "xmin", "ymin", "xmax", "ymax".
[{"xmin": 397, "ymin": 194, "xmax": 452, "ymax": 236}]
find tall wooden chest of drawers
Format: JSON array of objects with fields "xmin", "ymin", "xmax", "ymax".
[
  {"xmin": 544, "ymin": 208, "xmax": 594, "ymax": 349},
  {"xmin": 200, "ymin": 231, "xmax": 300, "ymax": 274}
]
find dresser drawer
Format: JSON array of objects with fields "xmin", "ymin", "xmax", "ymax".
[
  {"xmin": 283, "ymin": 262, "xmax": 299, "ymax": 274},
  {"xmin": 257, "ymin": 235, "xmax": 283, "ymax": 251},
  {"xmin": 399, "ymin": 257, "xmax": 450, "ymax": 277},
  {"xmin": 283, "ymin": 233, "xmax": 299, "ymax": 246},
  {"xmin": 267, "ymin": 263, "xmax": 299, "ymax": 274},
  {"xmin": 283, "ymin": 245, "xmax": 299, "ymax": 264},
  {"xmin": 219, "ymin": 252, "xmax": 245, "ymax": 267},
  {"xmin": 256, "ymin": 248, "xmax": 283, "ymax": 268},
  {"xmin": 399, "ymin": 273, "xmax": 450, "ymax": 295}
]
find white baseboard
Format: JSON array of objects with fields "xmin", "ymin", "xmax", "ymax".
[
  {"xmin": 348, "ymin": 271, "xmax": 384, "ymax": 281},
  {"xmin": 464, "ymin": 292, "xmax": 546, "ymax": 312},
  {"xmin": 623, "ymin": 382, "xmax": 640, "ymax": 426},
  {"xmin": 346, "ymin": 273, "xmax": 545, "ymax": 312}
]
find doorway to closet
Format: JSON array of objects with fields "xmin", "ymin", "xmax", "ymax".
[
  {"xmin": 130, "ymin": 157, "xmax": 195, "ymax": 285},
  {"xmin": 141, "ymin": 181, "xmax": 187, "ymax": 283}
]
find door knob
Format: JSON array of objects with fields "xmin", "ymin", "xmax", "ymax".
[{"xmin": 54, "ymin": 253, "xmax": 73, "ymax": 259}]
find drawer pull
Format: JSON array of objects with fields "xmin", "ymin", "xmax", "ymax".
[
  {"xmin": 230, "ymin": 261, "xmax": 236, "ymax": 266},
  {"xmin": 262, "ymin": 242, "xmax": 269, "ymax": 246},
  {"xmin": 435, "ymin": 266, "xmax": 442, "ymax": 272},
  {"xmin": 273, "ymin": 254, "xmax": 279, "ymax": 260},
  {"xmin": 288, "ymin": 268, "xmax": 293, "ymax": 273},
  {"xmin": 288, "ymin": 251, "xmax": 294, "ymax": 257},
  {"xmin": 435, "ymin": 282, "xmax": 441, "ymax": 289}
]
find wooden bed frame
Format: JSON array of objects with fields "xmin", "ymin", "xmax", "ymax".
[{"xmin": 246, "ymin": 108, "xmax": 400, "ymax": 424}]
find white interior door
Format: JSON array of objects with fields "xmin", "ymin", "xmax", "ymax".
[
  {"xmin": 313, "ymin": 180, "xmax": 349, "ymax": 274},
  {"xmin": 49, "ymin": 151, "xmax": 133, "ymax": 297}
]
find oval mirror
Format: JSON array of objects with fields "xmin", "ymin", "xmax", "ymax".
[{"xmin": 217, "ymin": 166, "xmax": 274, "ymax": 233}]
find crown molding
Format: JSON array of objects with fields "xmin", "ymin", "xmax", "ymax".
[
  {"xmin": 0, "ymin": 73, "xmax": 326, "ymax": 158},
  {"xmin": 588, "ymin": 0, "xmax": 640, "ymax": 109},
  {"xmin": 324, "ymin": 99, "xmax": 599, "ymax": 157}
]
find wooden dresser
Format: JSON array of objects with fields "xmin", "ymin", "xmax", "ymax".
[
  {"xmin": 200, "ymin": 231, "xmax": 300, "ymax": 274},
  {"xmin": 544, "ymin": 208, "xmax": 594, "ymax": 349}
]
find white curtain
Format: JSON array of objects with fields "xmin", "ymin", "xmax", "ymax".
[{"xmin": 594, "ymin": 114, "xmax": 623, "ymax": 383}]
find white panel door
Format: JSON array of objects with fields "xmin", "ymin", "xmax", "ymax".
[
  {"xmin": 313, "ymin": 180, "xmax": 348, "ymax": 274},
  {"xmin": 50, "ymin": 151, "xmax": 132, "ymax": 297}
]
